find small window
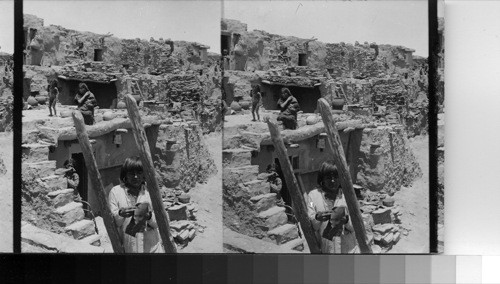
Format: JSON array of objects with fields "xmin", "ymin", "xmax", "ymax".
[{"xmin": 289, "ymin": 155, "xmax": 299, "ymax": 170}]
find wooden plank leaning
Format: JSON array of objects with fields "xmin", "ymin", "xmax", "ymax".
[
  {"xmin": 124, "ymin": 94, "xmax": 177, "ymax": 253},
  {"xmin": 317, "ymin": 98, "xmax": 372, "ymax": 253},
  {"xmin": 265, "ymin": 117, "xmax": 321, "ymax": 254},
  {"xmin": 72, "ymin": 111, "xmax": 124, "ymax": 253}
]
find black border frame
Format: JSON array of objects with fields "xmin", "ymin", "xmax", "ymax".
[{"xmin": 2, "ymin": 0, "xmax": 440, "ymax": 280}]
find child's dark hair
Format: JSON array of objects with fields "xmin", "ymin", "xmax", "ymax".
[
  {"xmin": 281, "ymin": 87, "xmax": 291, "ymax": 97},
  {"xmin": 120, "ymin": 156, "xmax": 144, "ymax": 183},
  {"xmin": 317, "ymin": 161, "xmax": 339, "ymax": 185},
  {"xmin": 64, "ymin": 158, "xmax": 75, "ymax": 168},
  {"xmin": 78, "ymin": 82, "xmax": 89, "ymax": 92},
  {"xmin": 266, "ymin": 163, "xmax": 276, "ymax": 172}
]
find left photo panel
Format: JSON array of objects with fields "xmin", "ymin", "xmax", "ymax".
[
  {"xmin": 0, "ymin": 0, "xmax": 14, "ymax": 253},
  {"xmin": 21, "ymin": 1, "xmax": 222, "ymax": 253}
]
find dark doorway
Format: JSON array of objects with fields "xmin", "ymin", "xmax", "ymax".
[
  {"xmin": 221, "ymin": 34, "xmax": 231, "ymax": 54},
  {"xmin": 29, "ymin": 28, "xmax": 37, "ymax": 41},
  {"xmin": 59, "ymin": 80, "xmax": 117, "ymax": 108},
  {"xmin": 298, "ymin": 53, "xmax": 308, "ymax": 66},
  {"xmin": 72, "ymin": 153, "xmax": 88, "ymax": 205},
  {"xmin": 94, "ymin": 49, "xmax": 103, "ymax": 61},
  {"xmin": 288, "ymin": 86, "xmax": 321, "ymax": 113},
  {"xmin": 261, "ymin": 85, "xmax": 321, "ymax": 113}
]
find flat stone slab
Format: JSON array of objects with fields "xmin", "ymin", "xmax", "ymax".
[
  {"xmin": 223, "ymin": 227, "xmax": 304, "ymax": 254},
  {"xmin": 54, "ymin": 202, "xmax": 84, "ymax": 226},
  {"xmin": 250, "ymin": 193, "xmax": 277, "ymax": 213},
  {"xmin": 372, "ymin": 223, "xmax": 394, "ymax": 234},
  {"xmin": 55, "ymin": 201, "xmax": 83, "ymax": 214},
  {"xmin": 40, "ymin": 175, "xmax": 68, "ymax": 191},
  {"xmin": 280, "ymin": 238, "xmax": 305, "ymax": 252},
  {"xmin": 22, "ymin": 161, "xmax": 57, "ymax": 179},
  {"xmin": 224, "ymin": 165, "xmax": 259, "ymax": 183},
  {"xmin": 21, "ymin": 222, "xmax": 104, "ymax": 253},
  {"xmin": 258, "ymin": 206, "xmax": 285, "ymax": 218},
  {"xmin": 167, "ymin": 204, "xmax": 188, "ymax": 221},
  {"xmin": 258, "ymin": 206, "xmax": 287, "ymax": 231},
  {"xmin": 372, "ymin": 208, "xmax": 392, "ymax": 224},
  {"xmin": 170, "ymin": 220, "xmax": 191, "ymax": 232},
  {"xmin": 47, "ymin": 188, "xmax": 74, "ymax": 198},
  {"xmin": 65, "ymin": 219, "xmax": 96, "ymax": 240},
  {"xmin": 48, "ymin": 188, "xmax": 74, "ymax": 208},
  {"xmin": 381, "ymin": 232, "xmax": 394, "ymax": 246},
  {"xmin": 267, "ymin": 223, "xmax": 299, "ymax": 245},
  {"xmin": 22, "ymin": 143, "xmax": 49, "ymax": 163},
  {"xmin": 80, "ymin": 234, "xmax": 101, "ymax": 246},
  {"xmin": 222, "ymin": 148, "xmax": 253, "ymax": 168},
  {"xmin": 250, "ymin": 193, "xmax": 276, "ymax": 202},
  {"xmin": 241, "ymin": 179, "xmax": 269, "ymax": 195}
]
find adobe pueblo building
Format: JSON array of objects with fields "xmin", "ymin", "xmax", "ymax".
[
  {"xmin": 21, "ymin": 15, "xmax": 221, "ymax": 252},
  {"xmin": 221, "ymin": 19, "xmax": 430, "ymax": 253}
]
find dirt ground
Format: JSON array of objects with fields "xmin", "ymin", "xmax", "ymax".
[
  {"xmin": 179, "ymin": 131, "xmax": 223, "ymax": 253},
  {"xmin": 0, "ymin": 132, "xmax": 13, "ymax": 252},
  {"xmin": 388, "ymin": 135, "xmax": 429, "ymax": 253}
]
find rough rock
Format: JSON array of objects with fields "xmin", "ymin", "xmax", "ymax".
[
  {"xmin": 22, "ymin": 222, "xmax": 104, "ymax": 253},
  {"xmin": 47, "ymin": 188, "xmax": 75, "ymax": 208},
  {"xmin": 372, "ymin": 208, "xmax": 392, "ymax": 224},
  {"xmin": 372, "ymin": 223, "xmax": 394, "ymax": 234},
  {"xmin": 54, "ymin": 202, "xmax": 84, "ymax": 226},
  {"xmin": 250, "ymin": 193, "xmax": 277, "ymax": 212},
  {"xmin": 267, "ymin": 224, "xmax": 299, "ymax": 245},
  {"xmin": 167, "ymin": 204, "xmax": 188, "ymax": 221},
  {"xmin": 257, "ymin": 206, "xmax": 287, "ymax": 231},
  {"xmin": 65, "ymin": 219, "xmax": 96, "ymax": 240}
]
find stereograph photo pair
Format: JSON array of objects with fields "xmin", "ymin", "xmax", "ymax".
[{"xmin": 0, "ymin": 0, "xmax": 442, "ymax": 254}]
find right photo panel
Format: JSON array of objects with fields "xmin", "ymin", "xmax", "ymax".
[{"xmin": 222, "ymin": 0, "xmax": 430, "ymax": 254}]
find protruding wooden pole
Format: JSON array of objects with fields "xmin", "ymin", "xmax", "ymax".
[
  {"xmin": 317, "ymin": 98, "xmax": 372, "ymax": 253},
  {"xmin": 72, "ymin": 111, "xmax": 124, "ymax": 253},
  {"xmin": 124, "ymin": 94, "xmax": 177, "ymax": 253},
  {"xmin": 265, "ymin": 118, "xmax": 321, "ymax": 254}
]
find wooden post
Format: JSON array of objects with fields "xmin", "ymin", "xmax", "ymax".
[
  {"xmin": 124, "ymin": 94, "xmax": 177, "ymax": 253},
  {"xmin": 72, "ymin": 111, "xmax": 124, "ymax": 253},
  {"xmin": 317, "ymin": 98, "xmax": 372, "ymax": 253},
  {"xmin": 346, "ymin": 130, "xmax": 363, "ymax": 182},
  {"xmin": 265, "ymin": 118, "xmax": 321, "ymax": 253}
]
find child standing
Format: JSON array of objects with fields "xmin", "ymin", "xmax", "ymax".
[
  {"xmin": 251, "ymin": 85, "xmax": 261, "ymax": 122},
  {"xmin": 48, "ymin": 80, "xmax": 58, "ymax": 117}
]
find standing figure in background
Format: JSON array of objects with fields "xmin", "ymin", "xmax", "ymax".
[
  {"xmin": 251, "ymin": 85, "xmax": 262, "ymax": 121},
  {"xmin": 48, "ymin": 80, "xmax": 59, "ymax": 117},
  {"xmin": 74, "ymin": 83, "xmax": 97, "ymax": 125},
  {"xmin": 277, "ymin": 87, "xmax": 300, "ymax": 130},
  {"xmin": 278, "ymin": 42, "xmax": 289, "ymax": 64}
]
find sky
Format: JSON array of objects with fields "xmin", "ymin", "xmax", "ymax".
[
  {"xmin": 0, "ymin": 1, "xmax": 14, "ymax": 54},
  {"xmin": 223, "ymin": 0, "xmax": 430, "ymax": 57},
  {"xmin": 0, "ymin": 0, "xmax": 443, "ymax": 56},
  {"xmin": 19, "ymin": 0, "xmax": 221, "ymax": 53}
]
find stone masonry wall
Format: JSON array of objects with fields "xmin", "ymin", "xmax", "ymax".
[
  {"xmin": 153, "ymin": 122, "xmax": 216, "ymax": 193},
  {"xmin": 357, "ymin": 125, "xmax": 422, "ymax": 194}
]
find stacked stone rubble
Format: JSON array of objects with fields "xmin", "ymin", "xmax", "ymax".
[{"xmin": 222, "ymin": 146, "xmax": 306, "ymax": 252}]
